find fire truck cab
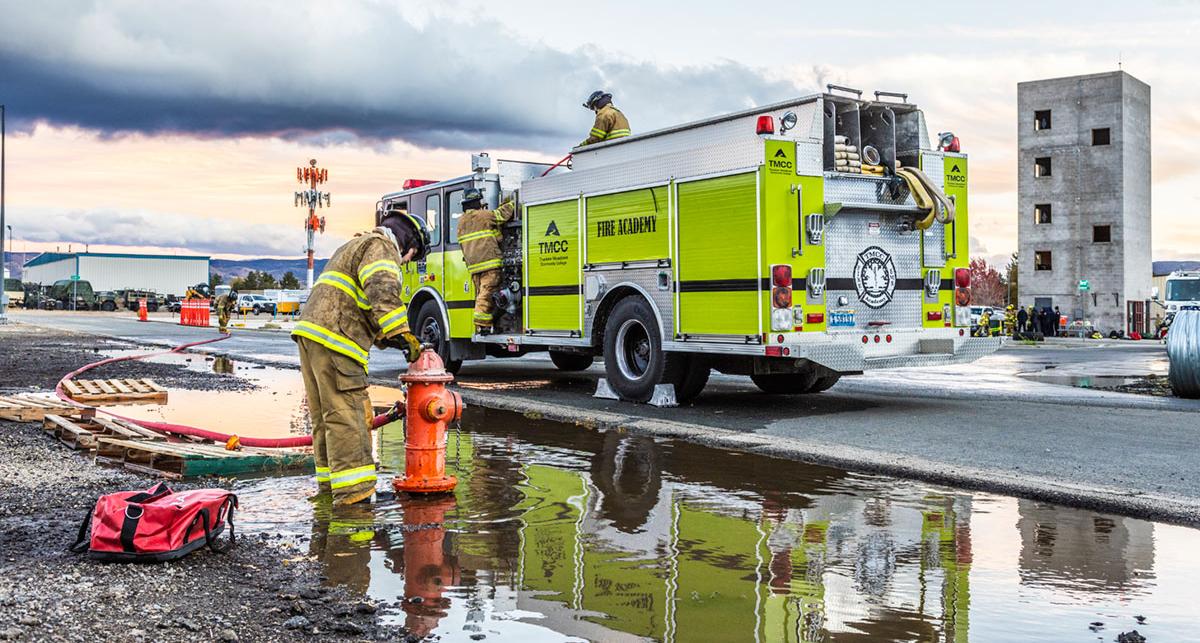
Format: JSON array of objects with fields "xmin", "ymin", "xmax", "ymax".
[{"xmin": 378, "ymin": 86, "xmax": 1001, "ymax": 403}]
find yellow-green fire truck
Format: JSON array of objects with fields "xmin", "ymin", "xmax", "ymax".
[{"xmin": 377, "ymin": 86, "xmax": 1001, "ymax": 403}]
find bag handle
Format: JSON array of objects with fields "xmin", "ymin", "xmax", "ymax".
[
  {"xmin": 183, "ymin": 495, "xmax": 238, "ymax": 554},
  {"xmin": 69, "ymin": 508, "xmax": 93, "ymax": 554},
  {"xmin": 126, "ymin": 482, "xmax": 173, "ymax": 504}
]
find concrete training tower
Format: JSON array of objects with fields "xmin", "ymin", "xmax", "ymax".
[{"xmin": 1016, "ymin": 71, "xmax": 1151, "ymax": 334}]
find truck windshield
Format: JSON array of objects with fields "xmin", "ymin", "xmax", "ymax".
[{"xmin": 1166, "ymin": 279, "xmax": 1200, "ymax": 301}]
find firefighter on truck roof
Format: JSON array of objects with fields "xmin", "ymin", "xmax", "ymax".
[
  {"xmin": 456, "ymin": 188, "xmax": 516, "ymax": 335},
  {"xmin": 579, "ymin": 90, "xmax": 630, "ymax": 147},
  {"xmin": 291, "ymin": 210, "xmax": 426, "ymax": 506}
]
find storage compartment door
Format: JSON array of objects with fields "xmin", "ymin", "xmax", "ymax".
[
  {"xmin": 675, "ymin": 173, "xmax": 760, "ymax": 338},
  {"xmin": 525, "ymin": 200, "xmax": 581, "ymax": 333}
]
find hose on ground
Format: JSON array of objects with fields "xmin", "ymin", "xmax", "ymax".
[
  {"xmin": 1167, "ymin": 310, "xmax": 1200, "ymax": 399},
  {"xmin": 54, "ymin": 335, "xmax": 403, "ymax": 448}
]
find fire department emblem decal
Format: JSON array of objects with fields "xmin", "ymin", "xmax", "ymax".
[{"xmin": 853, "ymin": 246, "xmax": 897, "ymax": 309}]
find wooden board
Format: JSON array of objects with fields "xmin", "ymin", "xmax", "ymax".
[
  {"xmin": 95, "ymin": 437, "xmax": 312, "ymax": 479},
  {"xmin": 63, "ymin": 378, "xmax": 168, "ymax": 405},
  {"xmin": 0, "ymin": 394, "xmax": 93, "ymax": 422},
  {"xmin": 42, "ymin": 414, "xmax": 164, "ymax": 450}
]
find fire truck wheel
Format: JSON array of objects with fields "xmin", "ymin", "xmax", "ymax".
[
  {"xmin": 805, "ymin": 374, "xmax": 841, "ymax": 393},
  {"xmin": 750, "ymin": 372, "xmax": 818, "ymax": 395},
  {"xmin": 674, "ymin": 357, "xmax": 710, "ymax": 403},
  {"xmin": 603, "ymin": 296, "xmax": 685, "ymax": 402},
  {"xmin": 549, "ymin": 350, "xmax": 594, "ymax": 371},
  {"xmin": 415, "ymin": 300, "xmax": 462, "ymax": 374}
]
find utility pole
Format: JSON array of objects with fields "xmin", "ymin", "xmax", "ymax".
[
  {"xmin": 293, "ymin": 159, "xmax": 329, "ymax": 290},
  {"xmin": 1, "ymin": 104, "xmax": 7, "ymax": 323}
]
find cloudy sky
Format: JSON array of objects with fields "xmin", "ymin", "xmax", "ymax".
[{"xmin": 2, "ymin": 0, "xmax": 1198, "ymax": 265}]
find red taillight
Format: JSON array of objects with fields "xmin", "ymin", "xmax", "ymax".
[
  {"xmin": 874, "ymin": 335, "xmax": 881, "ymax": 343},
  {"xmin": 862, "ymin": 336, "xmax": 869, "ymax": 344},
  {"xmin": 959, "ymin": 329, "xmax": 965, "ymax": 336},
  {"xmin": 886, "ymin": 334, "xmax": 893, "ymax": 343},
  {"xmin": 954, "ymin": 268, "xmax": 971, "ymax": 289},
  {"xmin": 402, "ymin": 179, "xmax": 436, "ymax": 190},
  {"xmin": 771, "ymin": 264, "xmax": 792, "ymax": 287},
  {"xmin": 806, "ymin": 313, "xmax": 824, "ymax": 324},
  {"xmin": 955, "ymin": 288, "xmax": 971, "ymax": 306},
  {"xmin": 765, "ymin": 345, "xmax": 784, "ymax": 357},
  {"xmin": 756, "ymin": 115, "xmax": 776, "ymax": 135},
  {"xmin": 927, "ymin": 311, "xmax": 943, "ymax": 321},
  {"xmin": 776, "ymin": 334, "xmax": 785, "ymax": 343}
]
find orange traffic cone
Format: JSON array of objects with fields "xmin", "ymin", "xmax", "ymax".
[{"xmin": 138, "ymin": 298, "xmax": 148, "ymax": 322}]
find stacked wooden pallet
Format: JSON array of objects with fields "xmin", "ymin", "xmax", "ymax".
[
  {"xmin": 0, "ymin": 394, "xmax": 92, "ymax": 422},
  {"xmin": 43, "ymin": 414, "xmax": 162, "ymax": 450},
  {"xmin": 96, "ymin": 437, "xmax": 312, "ymax": 479},
  {"xmin": 62, "ymin": 378, "xmax": 168, "ymax": 405}
]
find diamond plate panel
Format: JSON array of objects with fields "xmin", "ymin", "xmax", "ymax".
[
  {"xmin": 795, "ymin": 140, "xmax": 823, "ymax": 177},
  {"xmin": 825, "ymin": 211, "xmax": 923, "ymax": 329},
  {"xmin": 582, "ymin": 268, "xmax": 675, "ymax": 341},
  {"xmin": 823, "ymin": 174, "xmax": 916, "ymax": 208},
  {"xmin": 920, "ymin": 152, "xmax": 945, "ymax": 189}
]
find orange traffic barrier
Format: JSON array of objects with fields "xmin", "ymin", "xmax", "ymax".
[
  {"xmin": 179, "ymin": 299, "xmax": 211, "ymax": 327},
  {"xmin": 138, "ymin": 298, "xmax": 148, "ymax": 322},
  {"xmin": 393, "ymin": 347, "xmax": 463, "ymax": 494}
]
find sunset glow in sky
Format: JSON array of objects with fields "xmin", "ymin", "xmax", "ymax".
[{"xmin": 3, "ymin": 0, "xmax": 1199, "ymax": 266}]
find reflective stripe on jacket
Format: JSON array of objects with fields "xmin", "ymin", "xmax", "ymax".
[
  {"xmin": 457, "ymin": 201, "xmax": 515, "ymax": 275},
  {"xmin": 580, "ymin": 104, "xmax": 631, "ymax": 146},
  {"xmin": 291, "ymin": 229, "xmax": 410, "ymax": 367}
]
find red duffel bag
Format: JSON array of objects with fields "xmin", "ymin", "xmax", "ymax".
[{"xmin": 70, "ymin": 482, "xmax": 238, "ymax": 562}]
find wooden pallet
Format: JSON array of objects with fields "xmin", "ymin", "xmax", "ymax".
[
  {"xmin": 63, "ymin": 379, "xmax": 168, "ymax": 405},
  {"xmin": 43, "ymin": 414, "xmax": 164, "ymax": 450},
  {"xmin": 95, "ymin": 437, "xmax": 312, "ymax": 479},
  {"xmin": 0, "ymin": 394, "xmax": 93, "ymax": 422}
]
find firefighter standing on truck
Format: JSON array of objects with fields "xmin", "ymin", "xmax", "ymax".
[
  {"xmin": 580, "ymin": 90, "xmax": 630, "ymax": 146},
  {"xmin": 456, "ymin": 188, "xmax": 515, "ymax": 334},
  {"xmin": 291, "ymin": 210, "xmax": 427, "ymax": 506}
]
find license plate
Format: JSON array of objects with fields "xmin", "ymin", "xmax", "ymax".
[{"xmin": 829, "ymin": 311, "xmax": 856, "ymax": 327}]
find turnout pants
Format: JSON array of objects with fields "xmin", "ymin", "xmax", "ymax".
[
  {"xmin": 218, "ymin": 309, "xmax": 230, "ymax": 332},
  {"xmin": 297, "ymin": 337, "xmax": 377, "ymax": 501},
  {"xmin": 471, "ymin": 269, "xmax": 501, "ymax": 331}
]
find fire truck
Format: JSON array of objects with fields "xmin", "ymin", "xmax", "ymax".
[{"xmin": 377, "ymin": 86, "xmax": 1001, "ymax": 403}]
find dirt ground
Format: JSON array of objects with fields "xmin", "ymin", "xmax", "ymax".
[{"xmin": 0, "ymin": 323, "xmax": 407, "ymax": 642}]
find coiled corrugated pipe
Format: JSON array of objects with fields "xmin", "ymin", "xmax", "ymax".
[{"xmin": 1167, "ymin": 310, "xmax": 1200, "ymax": 399}]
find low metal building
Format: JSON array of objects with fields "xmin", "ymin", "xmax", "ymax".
[{"xmin": 22, "ymin": 252, "xmax": 210, "ymax": 296}]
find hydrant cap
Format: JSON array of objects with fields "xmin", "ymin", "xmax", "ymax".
[{"xmin": 401, "ymin": 347, "xmax": 454, "ymax": 383}]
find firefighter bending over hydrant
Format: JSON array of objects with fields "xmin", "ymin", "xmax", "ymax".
[
  {"xmin": 216, "ymin": 289, "xmax": 237, "ymax": 334},
  {"xmin": 456, "ymin": 188, "xmax": 515, "ymax": 335},
  {"xmin": 292, "ymin": 210, "xmax": 427, "ymax": 506}
]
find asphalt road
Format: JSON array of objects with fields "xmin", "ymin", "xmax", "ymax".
[{"xmin": 10, "ymin": 310, "xmax": 1200, "ymax": 525}]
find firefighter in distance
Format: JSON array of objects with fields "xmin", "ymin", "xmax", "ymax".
[
  {"xmin": 216, "ymin": 289, "xmax": 237, "ymax": 334},
  {"xmin": 580, "ymin": 90, "xmax": 631, "ymax": 146},
  {"xmin": 291, "ymin": 211, "xmax": 426, "ymax": 506},
  {"xmin": 456, "ymin": 188, "xmax": 516, "ymax": 334}
]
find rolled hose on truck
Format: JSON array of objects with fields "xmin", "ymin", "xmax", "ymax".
[
  {"xmin": 1167, "ymin": 310, "xmax": 1200, "ymax": 399},
  {"xmin": 54, "ymin": 335, "xmax": 402, "ymax": 448}
]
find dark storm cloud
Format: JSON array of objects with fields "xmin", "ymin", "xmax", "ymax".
[{"xmin": 0, "ymin": 2, "xmax": 799, "ymax": 151}]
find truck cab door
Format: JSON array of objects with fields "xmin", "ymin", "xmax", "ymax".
[
  {"xmin": 443, "ymin": 185, "xmax": 475, "ymax": 339},
  {"xmin": 413, "ymin": 191, "xmax": 445, "ymax": 300}
]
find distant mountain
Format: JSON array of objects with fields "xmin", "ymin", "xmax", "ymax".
[
  {"xmin": 1153, "ymin": 260, "xmax": 1200, "ymax": 276},
  {"xmin": 210, "ymin": 258, "xmax": 328, "ymax": 281}
]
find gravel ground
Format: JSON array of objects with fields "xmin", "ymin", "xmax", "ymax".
[{"xmin": 0, "ymin": 323, "xmax": 406, "ymax": 641}]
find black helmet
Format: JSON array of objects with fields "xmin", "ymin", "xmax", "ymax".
[
  {"xmin": 461, "ymin": 187, "xmax": 484, "ymax": 206},
  {"xmin": 381, "ymin": 209, "xmax": 433, "ymax": 262},
  {"xmin": 583, "ymin": 90, "xmax": 611, "ymax": 109}
]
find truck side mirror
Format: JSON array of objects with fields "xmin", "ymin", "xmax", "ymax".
[{"xmin": 1151, "ymin": 286, "xmax": 1160, "ymax": 300}]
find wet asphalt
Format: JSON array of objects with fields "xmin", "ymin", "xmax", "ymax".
[{"xmin": 12, "ymin": 310, "xmax": 1200, "ymax": 525}]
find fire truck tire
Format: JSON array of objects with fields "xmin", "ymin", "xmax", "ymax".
[
  {"xmin": 549, "ymin": 350, "xmax": 594, "ymax": 371},
  {"xmin": 750, "ymin": 372, "xmax": 818, "ymax": 395},
  {"xmin": 603, "ymin": 296, "xmax": 686, "ymax": 402},
  {"xmin": 805, "ymin": 374, "xmax": 841, "ymax": 393},
  {"xmin": 674, "ymin": 358, "xmax": 710, "ymax": 402},
  {"xmin": 415, "ymin": 300, "xmax": 462, "ymax": 374}
]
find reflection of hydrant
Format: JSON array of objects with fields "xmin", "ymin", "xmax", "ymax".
[
  {"xmin": 400, "ymin": 495, "xmax": 460, "ymax": 638},
  {"xmin": 394, "ymin": 347, "xmax": 463, "ymax": 493}
]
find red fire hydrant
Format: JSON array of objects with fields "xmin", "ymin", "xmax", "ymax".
[{"xmin": 394, "ymin": 347, "xmax": 463, "ymax": 494}]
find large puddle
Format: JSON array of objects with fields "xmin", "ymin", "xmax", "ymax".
[{"xmin": 103, "ymin": 350, "xmax": 1200, "ymax": 641}]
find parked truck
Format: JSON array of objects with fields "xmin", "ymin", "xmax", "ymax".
[{"xmin": 375, "ymin": 87, "xmax": 1002, "ymax": 403}]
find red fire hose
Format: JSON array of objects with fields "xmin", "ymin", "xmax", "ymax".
[
  {"xmin": 540, "ymin": 154, "xmax": 572, "ymax": 177},
  {"xmin": 54, "ymin": 335, "xmax": 402, "ymax": 449}
]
